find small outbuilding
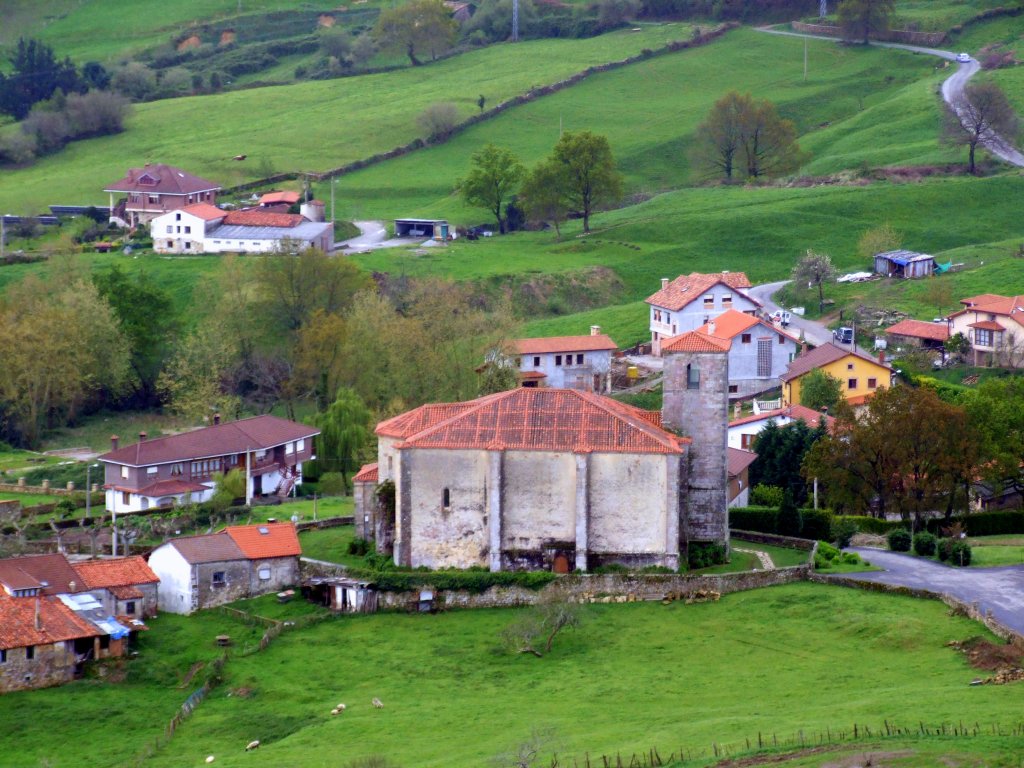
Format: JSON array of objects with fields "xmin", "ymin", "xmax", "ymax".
[
  {"xmin": 884, "ymin": 319, "xmax": 950, "ymax": 352},
  {"xmin": 394, "ymin": 218, "xmax": 448, "ymax": 239},
  {"xmin": 874, "ymin": 250, "xmax": 936, "ymax": 279},
  {"xmin": 303, "ymin": 576, "xmax": 377, "ymax": 613}
]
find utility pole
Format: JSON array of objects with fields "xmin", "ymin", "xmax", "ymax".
[
  {"xmin": 819, "ymin": 0, "xmax": 827, "ymax": 18},
  {"xmin": 0, "ymin": 215, "xmax": 6, "ymax": 262},
  {"xmin": 512, "ymin": 0, "xmax": 519, "ymax": 42},
  {"xmin": 804, "ymin": 37, "xmax": 808, "ymax": 81}
]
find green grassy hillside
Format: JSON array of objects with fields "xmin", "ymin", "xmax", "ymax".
[{"xmin": 0, "ymin": 24, "xmax": 694, "ymax": 216}]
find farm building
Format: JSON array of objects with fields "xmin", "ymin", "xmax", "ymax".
[
  {"xmin": 150, "ymin": 206, "xmax": 333, "ymax": 254},
  {"xmin": 873, "ymin": 250, "xmax": 936, "ymax": 279},
  {"xmin": 303, "ymin": 576, "xmax": 377, "ymax": 613},
  {"xmin": 884, "ymin": 319, "xmax": 950, "ymax": 352},
  {"xmin": 394, "ymin": 218, "xmax": 448, "ymax": 239}
]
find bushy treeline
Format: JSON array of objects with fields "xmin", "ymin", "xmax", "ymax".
[{"xmin": 638, "ymin": 0, "xmax": 818, "ymax": 21}]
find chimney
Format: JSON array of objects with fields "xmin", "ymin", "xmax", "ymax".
[
  {"xmin": 590, "ymin": 325, "xmax": 601, "ymax": 337},
  {"xmin": 138, "ymin": 432, "xmax": 147, "ymax": 442},
  {"xmin": 34, "ymin": 597, "xmax": 41, "ymax": 631},
  {"xmin": 213, "ymin": 413, "xmax": 221, "ymax": 425},
  {"xmin": 800, "ymin": 341, "xmax": 809, "ymax": 355},
  {"xmin": 660, "ymin": 278, "xmax": 669, "ymax": 290},
  {"xmin": 878, "ymin": 351, "xmax": 886, "ymax": 364},
  {"xmin": 68, "ymin": 580, "xmax": 76, "ymax": 593},
  {"xmin": 708, "ymin": 320, "xmax": 717, "ymax": 336},
  {"xmin": 111, "ymin": 435, "xmax": 119, "ymax": 451}
]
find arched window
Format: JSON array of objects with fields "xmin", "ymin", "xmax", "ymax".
[
  {"xmin": 687, "ymin": 363, "xmax": 700, "ymax": 390},
  {"xmin": 442, "ymin": 488, "xmax": 451, "ymax": 510}
]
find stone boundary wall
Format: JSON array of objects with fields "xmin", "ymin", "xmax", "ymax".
[
  {"xmin": 790, "ymin": 21, "xmax": 946, "ymax": 46},
  {"xmin": 302, "ymin": 559, "xmax": 811, "ymax": 611},
  {"xmin": 0, "ymin": 481, "xmax": 75, "ymax": 496},
  {"xmin": 219, "ymin": 23, "xmax": 739, "ymax": 199},
  {"xmin": 731, "ymin": 529, "xmax": 817, "ymax": 552},
  {"xmin": 296, "ymin": 515, "xmax": 354, "ymax": 532},
  {"xmin": 812, "ymin": 573, "xmax": 1024, "ymax": 647}
]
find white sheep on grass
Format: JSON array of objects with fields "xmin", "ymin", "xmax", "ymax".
[
  {"xmin": 372, "ymin": 697, "xmax": 384, "ymax": 709},
  {"xmin": 245, "ymin": 740, "xmax": 260, "ymax": 751}
]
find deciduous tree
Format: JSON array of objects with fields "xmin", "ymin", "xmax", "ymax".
[
  {"xmin": 963, "ymin": 377, "xmax": 1024, "ymax": 500},
  {"xmin": 798, "ymin": 368, "xmax": 843, "ymax": 412},
  {"xmin": 550, "ymin": 131, "xmax": 622, "ymax": 233},
  {"xmin": 311, "ymin": 387, "xmax": 373, "ymax": 489},
  {"xmin": 943, "ymin": 81, "xmax": 1020, "ymax": 174},
  {"xmin": 373, "ymin": 0, "xmax": 457, "ymax": 66},
  {"xmin": 856, "ymin": 223, "xmax": 902, "ymax": 260},
  {"xmin": 416, "ymin": 101, "xmax": 459, "ymax": 142},
  {"xmin": 520, "ymin": 157, "xmax": 570, "ymax": 238},
  {"xmin": 791, "ymin": 249, "xmax": 838, "ymax": 313},
  {"xmin": 837, "ymin": 0, "xmax": 895, "ymax": 44},
  {"xmin": 460, "ymin": 144, "xmax": 525, "ymax": 234}
]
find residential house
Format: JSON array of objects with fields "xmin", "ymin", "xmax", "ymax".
[
  {"xmin": 151, "ymin": 207, "xmax": 333, "ymax": 254},
  {"xmin": 148, "ymin": 522, "xmax": 302, "ymax": 614},
  {"xmin": 727, "ymin": 448, "xmax": 758, "ymax": 508},
  {"xmin": 662, "ymin": 309, "xmax": 799, "ymax": 399},
  {"xmin": 98, "ymin": 414, "xmax": 320, "ymax": 514},
  {"xmin": 781, "ymin": 343, "xmax": 894, "ymax": 408},
  {"xmin": 728, "ymin": 404, "xmax": 835, "ymax": 451},
  {"xmin": 71, "ymin": 557, "xmax": 160, "ymax": 619},
  {"xmin": 884, "ymin": 319, "xmax": 950, "ymax": 354},
  {"xmin": 873, "ymin": 250, "xmax": 936, "ymax": 279},
  {"xmin": 359, "ymin": 331, "xmax": 730, "ymax": 572},
  {"xmin": 511, "ymin": 327, "xmax": 617, "ymax": 392},
  {"xmin": 645, "ymin": 272, "xmax": 759, "ymax": 355},
  {"xmin": 105, "ymin": 163, "xmax": 220, "ymax": 227},
  {"xmin": 947, "ymin": 293, "xmax": 1024, "ymax": 368},
  {"xmin": 258, "ymin": 190, "xmax": 300, "ymax": 208}
]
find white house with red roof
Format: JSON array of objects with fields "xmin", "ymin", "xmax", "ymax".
[
  {"xmin": 150, "ymin": 206, "xmax": 333, "ymax": 254},
  {"xmin": 947, "ymin": 293, "xmax": 1024, "ymax": 368},
  {"xmin": 728, "ymin": 404, "xmax": 835, "ymax": 451},
  {"xmin": 661, "ymin": 309, "xmax": 798, "ymax": 399},
  {"xmin": 105, "ymin": 163, "xmax": 221, "ymax": 227},
  {"xmin": 645, "ymin": 272, "xmax": 759, "ymax": 355},
  {"xmin": 71, "ymin": 557, "xmax": 160, "ymax": 619},
  {"xmin": 97, "ymin": 415, "xmax": 320, "ymax": 515},
  {"xmin": 511, "ymin": 326, "xmax": 617, "ymax": 392},
  {"xmin": 148, "ymin": 522, "xmax": 301, "ymax": 614}
]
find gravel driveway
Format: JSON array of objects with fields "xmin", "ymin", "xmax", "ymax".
[{"xmin": 835, "ymin": 547, "xmax": 1024, "ymax": 635}]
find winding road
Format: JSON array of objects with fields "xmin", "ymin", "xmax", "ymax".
[{"xmin": 756, "ymin": 27, "xmax": 1024, "ymax": 168}]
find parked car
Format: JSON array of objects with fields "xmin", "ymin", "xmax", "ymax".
[
  {"xmin": 769, "ymin": 310, "xmax": 792, "ymax": 327},
  {"xmin": 956, "ymin": 52, "xmax": 971, "ymax": 63},
  {"xmin": 833, "ymin": 326, "xmax": 854, "ymax": 344}
]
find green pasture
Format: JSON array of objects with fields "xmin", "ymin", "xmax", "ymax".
[
  {"xmin": 297, "ymin": 523, "xmax": 364, "ymax": 566},
  {"xmin": 324, "ymin": 29, "xmax": 943, "ymax": 223},
  {"xmin": 966, "ymin": 535, "xmax": 1024, "ymax": 567},
  {"xmin": 0, "ymin": 24, "xmax": 695, "ymax": 216},
  {"xmin": 135, "ymin": 582, "xmax": 1019, "ymax": 768}
]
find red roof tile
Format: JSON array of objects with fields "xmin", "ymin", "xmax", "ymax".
[
  {"xmin": 99, "ymin": 414, "xmax": 319, "ymax": 467},
  {"xmin": 645, "ymin": 272, "xmax": 756, "ymax": 312},
  {"xmin": 180, "ymin": 203, "xmax": 226, "ymax": 221},
  {"xmin": 885, "ymin": 319, "xmax": 950, "ymax": 342},
  {"xmin": 696, "ymin": 309, "xmax": 800, "ymax": 345},
  {"xmin": 513, "ymin": 334, "xmax": 618, "ymax": 354},
  {"xmin": 353, "ymin": 463, "xmax": 379, "ymax": 483},
  {"xmin": 727, "ymin": 447, "xmax": 758, "ymax": 477},
  {"xmin": 377, "ymin": 402, "xmax": 481, "ymax": 439},
  {"xmin": 223, "ymin": 210, "xmax": 303, "ymax": 228},
  {"xmin": 519, "ymin": 371, "xmax": 548, "ymax": 380},
  {"xmin": 780, "ymin": 343, "xmax": 890, "ymax": 383},
  {"xmin": 729, "ymin": 404, "xmax": 835, "ymax": 430},
  {"xmin": 394, "ymin": 388, "xmax": 686, "ymax": 454},
  {"xmin": 104, "ymin": 164, "xmax": 220, "ymax": 195},
  {"xmin": 661, "ymin": 329, "xmax": 732, "ymax": 353},
  {"xmin": 960, "ymin": 294, "xmax": 1024, "ymax": 322},
  {"xmin": 0, "ymin": 554, "xmax": 85, "ymax": 595},
  {"xmin": 110, "ymin": 585, "xmax": 144, "ymax": 600},
  {"xmin": 225, "ymin": 523, "xmax": 301, "ymax": 560},
  {"xmin": 969, "ymin": 320, "xmax": 1006, "ymax": 331},
  {"xmin": 960, "ymin": 293, "xmax": 1006, "ymax": 307},
  {"xmin": 0, "ymin": 593, "xmax": 101, "ymax": 650},
  {"xmin": 136, "ymin": 479, "xmax": 209, "ymax": 497},
  {"xmin": 71, "ymin": 557, "xmax": 158, "ymax": 590},
  {"xmin": 259, "ymin": 191, "xmax": 300, "ymax": 205}
]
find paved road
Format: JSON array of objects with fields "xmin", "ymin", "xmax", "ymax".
[
  {"xmin": 335, "ymin": 220, "xmax": 411, "ymax": 251},
  {"xmin": 756, "ymin": 28, "xmax": 1024, "ymax": 168},
  {"xmin": 838, "ymin": 547, "xmax": 1024, "ymax": 635},
  {"xmin": 746, "ymin": 280, "xmax": 832, "ymax": 346}
]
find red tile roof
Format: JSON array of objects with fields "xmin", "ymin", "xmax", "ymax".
[
  {"xmin": 519, "ymin": 371, "xmax": 548, "ymax": 380},
  {"xmin": 960, "ymin": 294, "xmax": 1024, "ymax": 322},
  {"xmin": 696, "ymin": 309, "xmax": 800, "ymax": 345},
  {"xmin": 780, "ymin": 343, "xmax": 890, "ymax": 383},
  {"xmin": 0, "ymin": 554, "xmax": 85, "ymax": 595},
  {"xmin": 180, "ymin": 203, "xmax": 226, "ymax": 221},
  {"xmin": 377, "ymin": 403, "xmax": 480, "ymax": 439},
  {"xmin": 110, "ymin": 585, "xmax": 144, "ymax": 600},
  {"xmin": 223, "ymin": 210, "xmax": 303, "ymax": 228},
  {"xmin": 259, "ymin": 191, "xmax": 300, "ymax": 205},
  {"xmin": 99, "ymin": 414, "xmax": 319, "ymax": 467},
  {"xmin": 0, "ymin": 593, "xmax": 102, "ymax": 650},
  {"xmin": 645, "ymin": 272, "xmax": 756, "ymax": 311},
  {"xmin": 661, "ymin": 329, "xmax": 732, "ymax": 353},
  {"xmin": 104, "ymin": 164, "xmax": 220, "ymax": 195},
  {"xmin": 225, "ymin": 522, "xmax": 301, "ymax": 560},
  {"xmin": 136, "ymin": 479, "xmax": 209, "ymax": 497},
  {"xmin": 885, "ymin": 319, "xmax": 950, "ymax": 342},
  {"xmin": 72, "ymin": 557, "xmax": 158, "ymax": 590},
  {"xmin": 727, "ymin": 447, "xmax": 758, "ymax": 477},
  {"xmin": 969, "ymin": 320, "xmax": 1007, "ymax": 331},
  {"xmin": 168, "ymin": 532, "xmax": 244, "ymax": 564},
  {"xmin": 960, "ymin": 294, "xmax": 1006, "ymax": 307},
  {"xmin": 729, "ymin": 404, "xmax": 835, "ymax": 430},
  {"xmin": 393, "ymin": 388, "xmax": 687, "ymax": 454},
  {"xmin": 513, "ymin": 335, "xmax": 618, "ymax": 354},
  {"xmin": 353, "ymin": 463, "xmax": 379, "ymax": 483}
]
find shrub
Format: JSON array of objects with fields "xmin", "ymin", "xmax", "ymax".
[
  {"xmin": 912, "ymin": 531, "xmax": 937, "ymax": 557},
  {"xmin": 591, "ymin": 563, "xmax": 629, "ymax": 574},
  {"xmin": 835, "ymin": 515, "xmax": 901, "ymax": 534},
  {"xmin": 687, "ymin": 541, "xmax": 727, "ymax": 570},
  {"xmin": 417, "ymin": 101, "xmax": 459, "ymax": 142},
  {"xmin": 813, "ymin": 553, "xmax": 830, "ymax": 570},
  {"xmin": 750, "ymin": 484, "xmax": 783, "ymax": 507},
  {"xmin": 347, "ymin": 537, "xmax": 371, "ymax": 556},
  {"xmin": 318, "ymin": 472, "xmax": 346, "ymax": 496},
  {"xmin": 777, "ymin": 490, "xmax": 801, "ymax": 537},
  {"xmin": 800, "ymin": 509, "xmax": 833, "ymax": 541},
  {"xmin": 831, "ymin": 517, "xmax": 858, "ymax": 548},
  {"xmin": 729, "ymin": 506, "xmax": 778, "ymax": 534},
  {"xmin": 887, "ymin": 528, "xmax": 912, "ymax": 552},
  {"xmin": 816, "ymin": 541, "xmax": 840, "ymax": 561},
  {"xmin": 947, "ymin": 540, "xmax": 972, "ymax": 567},
  {"xmin": 840, "ymin": 552, "xmax": 862, "ymax": 565}
]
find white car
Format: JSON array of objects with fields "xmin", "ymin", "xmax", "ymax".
[{"xmin": 956, "ymin": 52, "xmax": 971, "ymax": 63}]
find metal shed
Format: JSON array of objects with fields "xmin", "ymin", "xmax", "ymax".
[
  {"xmin": 394, "ymin": 218, "xmax": 448, "ymax": 239},
  {"xmin": 874, "ymin": 250, "xmax": 936, "ymax": 279}
]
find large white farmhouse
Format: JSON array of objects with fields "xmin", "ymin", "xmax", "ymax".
[
  {"xmin": 150, "ymin": 204, "xmax": 333, "ymax": 254},
  {"xmin": 646, "ymin": 272, "xmax": 760, "ymax": 355}
]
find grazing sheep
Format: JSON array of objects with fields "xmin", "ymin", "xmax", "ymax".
[
  {"xmin": 205, "ymin": 757, "xmax": 215, "ymax": 764},
  {"xmin": 233, "ymin": 155, "xmax": 247, "ymax": 161},
  {"xmin": 330, "ymin": 708, "xmax": 340, "ymax": 716},
  {"xmin": 336, "ymin": 703, "xmax": 346, "ymax": 711},
  {"xmin": 372, "ymin": 698, "xmax": 384, "ymax": 709},
  {"xmin": 245, "ymin": 740, "xmax": 260, "ymax": 751}
]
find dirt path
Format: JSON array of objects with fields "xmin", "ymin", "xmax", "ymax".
[{"xmin": 734, "ymin": 547, "xmax": 776, "ymax": 570}]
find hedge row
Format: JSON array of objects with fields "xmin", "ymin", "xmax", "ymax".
[
  {"xmin": 733, "ymin": 507, "xmax": 1024, "ymax": 540},
  {"xmin": 729, "ymin": 507, "xmax": 832, "ymax": 540},
  {"xmin": 348, "ymin": 569, "xmax": 558, "ymax": 594}
]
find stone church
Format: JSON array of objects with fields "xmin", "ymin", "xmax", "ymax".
[{"xmin": 354, "ymin": 328, "xmax": 729, "ymax": 571}]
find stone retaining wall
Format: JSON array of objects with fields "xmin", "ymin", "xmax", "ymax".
[
  {"xmin": 731, "ymin": 529, "xmax": 817, "ymax": 552},
  {"xmin": 790, "ymin": 21, "xmax": 946, "ymax": 46},
  {"xmin": 296, "ymin": 516, "xmax": 354, "ymax": 532}
]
